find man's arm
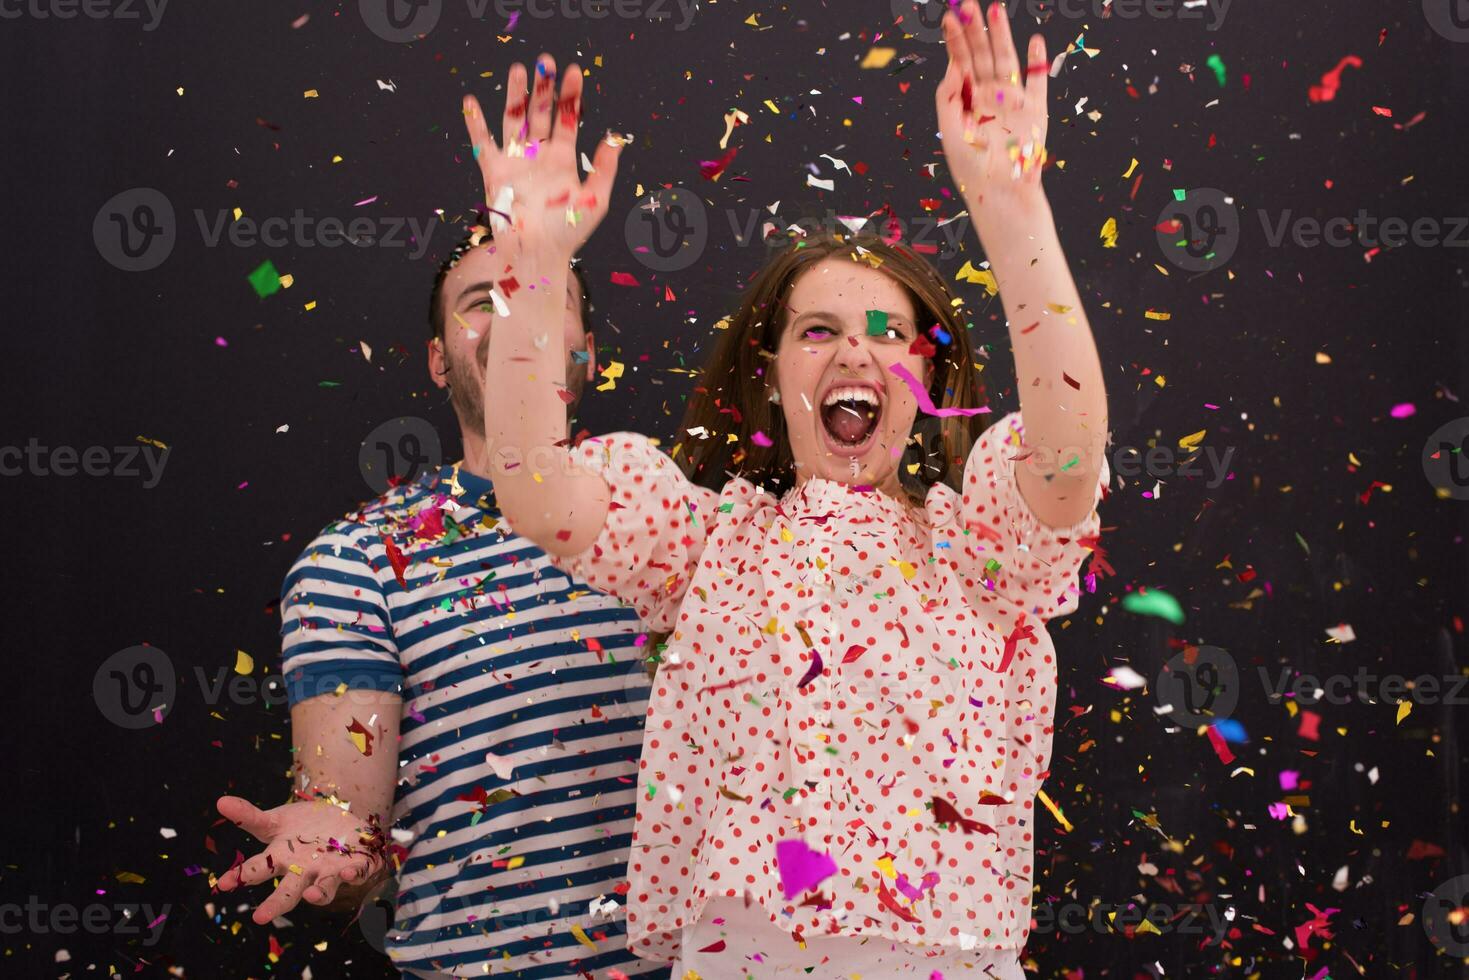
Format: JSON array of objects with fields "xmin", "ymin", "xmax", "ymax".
[{"xmin": 290, "ymin": 686, "xmax": 402, "ymax": 911}]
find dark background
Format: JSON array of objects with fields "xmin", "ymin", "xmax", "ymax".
[{"xmin": 2, "ymin": 0, "xmax": 1467, "ymax": 976}]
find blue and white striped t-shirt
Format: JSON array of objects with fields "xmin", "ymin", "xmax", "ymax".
[{"xmin": 279, "ymin": 461, "xmax": 669, "ymax": 979}]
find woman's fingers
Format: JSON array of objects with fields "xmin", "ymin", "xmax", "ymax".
[
  {"xmin": 302, "ymin": 873, "xmax": 342, "ymax": 906},
  {"xmin": 581, "ymin": 133, "xmax": 624, "ymax": 219},
  {"xmin": 987, "ymin": 2, "xmax": 1021, "ymax": 86},
  {"xmin": 503, "ymin": 61, "xmax": 529, "ymax": 146},
  {"xmin": 959, "ymin": 0, "xmax": 994, "ymax": 83},
  {"xmin": 552, "ymin": 62, "xmax": 582, "ymax": 148},
  {"xmin": 462, "ymin": 94, "xmax": 499, "ymax": 189},
  {"xmin": 1024, "ymin": 33, "xmax": 1048, "ymax": 108},
  {"xmin": 528, "ymin": 53, "xmax": 557, "ymax": 145}
]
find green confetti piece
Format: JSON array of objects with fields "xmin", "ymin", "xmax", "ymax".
[
  {"xmin": 1060, "ymin": 453, "xmax": 1080, "ymax": 472},
  {"xmin": 1121, "ymin": 588, "xmax": 1186, "ymax": 624},
  {"xmin": 247, "ymin": 259, "xmax": 281, "ymax": 298},
  {"xmin": 718, "ymin": 502, "xmax": 735, "ymax": 513},
  {"xmin": 782, "ymin": 787, "xmax": 800, "ymax": 801},
  {"xmin": 984, "ymin": 558, "xmax": 1002, "ymax": 575},
  {"xmin": 865, "ymin": 309, "xmax": 889, "ymax": 336},
  {"xmin": 1205, "ymin": 53, "xmax": 1226, "ymax": 87},
  {"xmin": 318, "ymin": 380, "xmax": 342, "ymax": 387},
  {"xmin": 1295, "ymin": 532, "xmax": 1310, "ymax": 555},
  {"xmin": 1173, "ymin": 188, "xmax": 1188, "ymax": 202}
]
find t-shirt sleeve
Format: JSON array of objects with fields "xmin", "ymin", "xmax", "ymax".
[
  {"xmin": 279, "ymin": 520, "xmax": 404, "ymax": 706},
  {"xmin": 548, "ymin": 431, "xmax": 720, "ymax": 634},
  {"xmin": 951, "ymin": 410, "xmax": 1108, "ymax": 620}
]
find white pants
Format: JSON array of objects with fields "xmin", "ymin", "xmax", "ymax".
[{"xmin": 670, "ymin": 897, "xmax": 1026, "ymax": 978}]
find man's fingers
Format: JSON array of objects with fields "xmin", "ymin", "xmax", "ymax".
[
  {"xmin": 216, "ymin": 796, "xmax": 278, "ymax": 844},
  {"xmin": 528, "ymin": 53, "xmax": 557, "ymax": 145},
  {"xmin": 252, "ymin": 870, "xmax": 311, "ymax": 925},
  {"xmin": 552, "ymin": 62, "xmax": 582, "ymax": 146},
  {"xmin": 503, "ymin": 61, "xmax": 529, "ymax": 146}
]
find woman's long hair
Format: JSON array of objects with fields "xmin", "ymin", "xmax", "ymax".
[{"xmin": 669, "ymin": 231, "xmax": 990, "ymax": 505}]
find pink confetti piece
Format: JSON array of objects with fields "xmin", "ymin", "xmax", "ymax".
[
  {"xmin": 1389, "ymin": 402, "xmax": 1415, "ymax": 418},
  {"xmin": 887, "ymin": 362, "xmax": 990, "ymax": 418},
  {"xmin": 353, "ymin": 195, "xmax": 379, "ymax": 207},
  {"xmin": 775, "ymin": 838, "xmax": 838, "ymax": 900},
  {"xmin": 751, "ymin": 430, "xmax": 773, "ymax": 447},
  {"xmin": 796, "ymin": 649, "xmax": 823, "ymax": 690}
]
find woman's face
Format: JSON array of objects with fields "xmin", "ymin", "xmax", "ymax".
[{"xmin": 772, "ymin": 257, "xmax": 934, "ymax": 494}]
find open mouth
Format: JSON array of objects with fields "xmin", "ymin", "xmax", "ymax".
[{"xmin": 819, "ymin": 383, "xmax": 883, "ymax": 450}]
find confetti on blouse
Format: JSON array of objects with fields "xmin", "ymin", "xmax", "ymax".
[{"xmin": 549, "ymin": 411, "xmax": 1107, "ymax": 960}]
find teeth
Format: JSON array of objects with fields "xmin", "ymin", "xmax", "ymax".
[{"xmin": 821, "ymin": 386, "xmax": 881, "ymax": 408}]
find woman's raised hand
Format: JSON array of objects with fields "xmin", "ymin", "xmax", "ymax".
[
  {"xmin": 461, "ymin": 53, "xmax": 625, "ymax": 259},
  {"xmin": 935, "ymin": 1, "xmax": 1050, "ymax": 208}
]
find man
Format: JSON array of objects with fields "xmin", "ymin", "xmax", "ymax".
[{"xmin": 214, "ymin": 225, "xmax": 668, "ymax": 980}]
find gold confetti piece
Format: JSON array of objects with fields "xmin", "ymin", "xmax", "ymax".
[
  {"xmin": 1046, "ymin": 302, "xmax": 1073, "ymax": 314},
  {"xmin": 506, "ymin": 855, "xmax": 525, "ymax": 870},
  {"xmin": 1038, "ymin": 789, "xmax": 1073, "ymax": 832},
  {"xmin": 570, "ymin": 923, "xmax": 599, "ymax": 951},
  {"xmin": 1122, "ymin": 157, "xmax": 1139, "ymax": 178},
  {"xmin": 596, "ymin": 360, "xmax": 625, "ymax": 392},
  {"xmin": 763, "ymin": 98, "xmax": 780, "ymax": 114},
  {"xmin": 346, "ymin": 729, "xmax": 368, "ymax": 754},
  {"xmin": 1100, "ymin": 216, "xmax": 1118, "ymax": 247},
  {"xmin": 1396, "ymin": 700, "xmax": 1412, "ymax": 724},
  {"xmin": 1177, "ymin": 429, "xmax": 1206, "ymax": 450},
  {"xmin": 304, "ymin": 89, "xmax": 319, "ymax": 98},
  {"xmin": 1144, "ymin": 309, "xmax": 1171, "ymax": 320},
  {"xmin": 956, "ymin": 261, "xmax": 999, "ymax": 295},
  {"xmin": 875, "ymin": 856, "xmax": 896, "ymax": 879},
  {"xmin": 115, "ymin": 871, "xmax": 146, "ymax": 884},
  {"xmin": 304, "ymin": 300, "xmax": 317, "ymax": 311},
  {"xmin": 1315, "ymin": 351, "xmax": 1332, "ymax": 363},
  {"xmin": 234, "ymin": 650, "xmax": 254, "ymax": 675},
  {"xmin": 861, "ymin": 47, "xmax": 897, "ymax": 69}
]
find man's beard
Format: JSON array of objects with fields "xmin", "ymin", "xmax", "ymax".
[{"xmin": 445, "ymin": 335, "xmax": 586, "ymax": 438}]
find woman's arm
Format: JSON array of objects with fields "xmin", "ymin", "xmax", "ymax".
[
  {"xmin": 461, "ymin": 54, "xmax": 626, "ymax": 555},
  {"xmin": 937, "ymin": 1, "xmax": 1108, "ymax": 529}
]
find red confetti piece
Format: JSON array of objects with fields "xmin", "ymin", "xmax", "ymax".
[
  {"xmin": 609, "ymin": 271, "xmax": 640, "ymax": 287},
  {"xmin": 840, "ymin": 644, "xmax": 868, "ymax": 665},
  {"xmin": 1308, "ymin": 55, "xmax": 1362, "ymax": 103}
]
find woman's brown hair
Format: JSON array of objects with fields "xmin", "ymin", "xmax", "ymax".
[{"xmin": 669, "ymin": 231, "xmax": 990, "ymax": 504}]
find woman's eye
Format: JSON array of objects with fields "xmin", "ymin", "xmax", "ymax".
[
  {"xmin": 801, "ymin": 325, "xmax": 834, "ymax": 339},
  {"xmin": 473, "ymin": 300, "xmax": 495, "ymax": 313},
  {"xmin": 882, "ymin": 327, "xmax": 905, "ymax": 340}
]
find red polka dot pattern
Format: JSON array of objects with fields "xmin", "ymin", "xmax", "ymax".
[{"xmin": 550, "ymin": 411, "xmax": 1108, "ymax": 962}]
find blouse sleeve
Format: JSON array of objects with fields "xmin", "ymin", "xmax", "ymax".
[
  {"xmin": 947, "ymin": 410, "xmax": 1109, "ymax": 621},
  {"xmin": 546, "ymin": 431, "xmax": 720, "ymax": 633}
]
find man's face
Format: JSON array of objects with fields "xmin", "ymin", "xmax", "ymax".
[{"xmin": 430, "ymin": 243, "xmax": 590, "ymax": 438}]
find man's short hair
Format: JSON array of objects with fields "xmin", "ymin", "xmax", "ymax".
[{"xmin": 428, "ymin": 229, "xmax": 595, "ymax": 342}]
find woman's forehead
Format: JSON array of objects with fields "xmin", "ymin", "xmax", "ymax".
[{"xmin": 786, "ymin": 259, "xmax": 915, "ymax": 317}]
